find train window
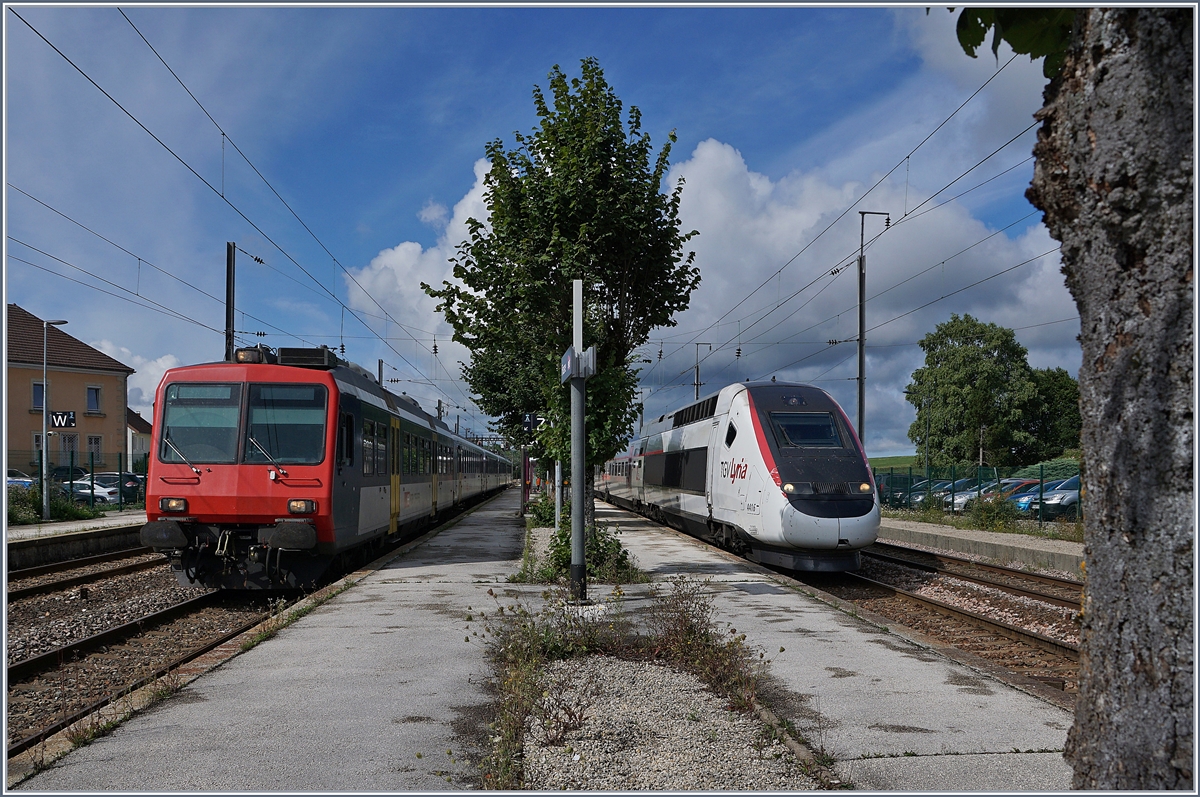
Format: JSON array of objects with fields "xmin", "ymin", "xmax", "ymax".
[
  {"xmin": 244, "ymin": 384, "xmax": 328, "ymax": 465},
  {"xmin": 375, "ymin": 424, "xmax": 387, "ymax": 475},
  {"xmin": 362, "ymin": 420, "xmax": 375, "ymax": 475},
  {"xmin": 725, "ymin": 423, "xmax": 737, "ymax": 448},
  {"xmin": 769, "ymin": 412, "xmax": 843, "ymax": 448},
  {"xmin": 339, "ymin": 413, "xmax": 354, "ymax": 465},
  {"xmin": 160, "ymin": 383, "xmax": 240, "ymax": 464}
]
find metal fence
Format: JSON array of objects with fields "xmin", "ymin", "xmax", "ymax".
[
  {"xmin": 7, "ymin": 449, "xmax": 146, "ymax": 509},
  {"xmin": 872, "ymin": 462, "xmax": 1083, "ymax": 524}
]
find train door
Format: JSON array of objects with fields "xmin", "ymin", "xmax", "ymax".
[
  {"xmin": 706, "ymin": 417, "xmax": 722, "ymax": 517},
  {"xmin": 389, "ymin": 418, "xmax": 400, "ymax": 534},
  {"xmin": 430, "ymin": 431, "xmax": 439, "ymax": 514}
]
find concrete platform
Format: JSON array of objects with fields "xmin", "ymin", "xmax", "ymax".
[
  {"xmin": 878, "ymin": 518, "xmax": 1085, "ymax": 578},
  {"xmin": 14, "ymin": 492, "xmax": 1075, "ymax": 791},
  {"xmin": 5, "ymin": 508, "xmax": 147, "ymax": 542}
]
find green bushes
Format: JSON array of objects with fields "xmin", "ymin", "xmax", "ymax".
[
  {"xmin": 6, "ymin": 485, "xmax": 103, "ymax": 526},
  {"xmin": 968, "ymin": 495, "xmax": 1022, "ymax": 531},
  {"xmin": 527, "ymin": 492, "xmax": 567, "ymax": 528}
]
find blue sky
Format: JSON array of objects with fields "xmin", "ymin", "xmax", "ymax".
[{"xmin": 4, "ymin": 4, "xmax": 1079, "ymax": 457}]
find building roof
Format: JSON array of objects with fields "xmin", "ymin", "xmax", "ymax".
[
  {"xmin": 127, "ymin": 408, "xmax": 152, "ymax": 434},
  {"xmin": 7, "ymin": 304, "xmax": 135, "ymax": 374}
]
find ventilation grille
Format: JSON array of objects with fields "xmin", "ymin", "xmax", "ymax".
[
  {"xmin": 277, "ymin": 347, "xmax": 339, "ymax": 369},
  {"xmin": 813, "ymin": 482, "xmax": 849, "ymax": 495}
]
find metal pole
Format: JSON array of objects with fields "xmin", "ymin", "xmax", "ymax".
[
  {"xmin": 118, "ymin": 452, "xmax": 124, "ymax": 510},
  {"xmin": 41, "ymin": 319, "xmax": 67, "ymax": 520},
  {"xmin": 693, "ymin": 343, "xmax": 711, "ymax": 400},
  {"xmin": 555, "ymin": 460, "xmax": 562, "ymax": 531},
  {"xmin": 856, "ymin": 211, "xmax": 889, "ymax": 445},
  {"xmin": 225, "ymin": 242, "xmax": 236, "ymax": 361},
  {"xmin": 571, "ymin": 279, "xmax": 587, "ymax": 602}
]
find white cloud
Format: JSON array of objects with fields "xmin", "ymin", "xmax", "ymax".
[
  {"xmin": 91, "ymin": 340, "xmax": 181, "ymax": 414},
  {"xmin": 418, "ymin": 200, "xmax": 450, "ymax": 229}
]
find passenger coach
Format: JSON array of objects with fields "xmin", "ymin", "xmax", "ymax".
[{"xmin": 140, "ymin": 346, "xmax": 511, "ymax": 589}]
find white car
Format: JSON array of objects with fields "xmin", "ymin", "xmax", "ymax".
[{"xmin": 63, "ymin": 480, "xmax": 120, "ymax": 504}]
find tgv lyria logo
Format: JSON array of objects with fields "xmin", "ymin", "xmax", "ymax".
[{"xmin": 721, "ymin": 459, "xmax": 749, "ymax": 484}]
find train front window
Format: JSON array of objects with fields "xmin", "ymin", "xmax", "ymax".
[
  {"xmin": 769, "ymin": 412, "xmax": 843, "ymax": 448},
  {"xmin": 160, "ymin": 383, "xmax": 241, "ymax": 464},
  {"xmin": 244, "ymin": 384, "xmax": 328, "ymax": 465}
]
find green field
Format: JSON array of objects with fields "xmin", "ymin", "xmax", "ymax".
[{"xmin": 869, "ymin": 455, "xmax": 920, "ymax": 469}]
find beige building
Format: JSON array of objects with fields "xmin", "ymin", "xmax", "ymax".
[
  {"xmin": 7, "ymin": 304, "xmax": 135, "ymax": 476},
  {"xmin": 126, "ymin": 408, "xmax": 152, "ymax": 471}
]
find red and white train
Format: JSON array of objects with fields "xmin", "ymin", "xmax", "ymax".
[
  {"xmin": 599, "ymin": 381, "xmax": 879, "ymax": 571},
  {"xmin": 140, "ymin": 346, "xmax": 512, "ymax": 589}
]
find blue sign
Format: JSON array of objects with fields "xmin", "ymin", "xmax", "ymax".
[
  {"xmin": 50, "ymin": 411, "xmax": 76, "ymax": 428},
  {"xmin": 560, "ymin": 346, "xmax": 577, "ymax": 384}
]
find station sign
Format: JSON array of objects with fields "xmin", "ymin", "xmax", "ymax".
[
  {"xmin": 560, "ymin": 346, "xmax": 597, "ymax": 384},
  {"xmin": 50, "ymin": 411, "xmax": 76, "ymax": 428}
]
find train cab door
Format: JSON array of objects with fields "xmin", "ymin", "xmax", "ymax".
[
  {"xmin": 389, "ymin": 418, "xmax": 400, "ymax": 534},
  {"xmin": 706, "ymin": 418, "xmax": 722, "ymax": 516}
]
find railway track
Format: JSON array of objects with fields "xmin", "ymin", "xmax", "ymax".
[
  {"xmin": 7, "ymin": 548, "xmax": 160, "ymax": 601},
  {"xmin": 862, "ymin": 541, "xmax": 1084, "ymax": 609},
  {"xmin": 7, "ymin": 592, "xmax": 271, "ymax": 757},
  {"xmin": 795, "ymin": 555, "xmax": 1081, "ymax": 698}
]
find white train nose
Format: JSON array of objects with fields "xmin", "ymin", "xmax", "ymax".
[
  {"xmin": 781, "ymin": 503, "xmax": 839, "ymax": 549},
  {"xmin": 781, "ymin": 500, "xmax": 880, "ymax": 550}
]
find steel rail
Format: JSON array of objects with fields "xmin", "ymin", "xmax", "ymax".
[
  {"xmin": 7, "ymin": 592, "xmax": 219, "ymax": 682},
  {"xmin": 8, "ymin": 545, "xmax": 152, "ymax": 580},
  {"xmin": 870, "ymin": 540, "xmax": 1084, "ymax": 590},
  {"xmin": 7, "ymin": 558, "xmax": 164, "ymax": 601},
  {"xmin": 6, "ymin": 609, "xmax": 266, "ymax": 759},
  {"xmin": 861, "ymin": 547, "xmax": 1082, "ymax": 610},
  {"xmin": 845, "ymin": 572, "xmax": 1080, "ymax": 662}
]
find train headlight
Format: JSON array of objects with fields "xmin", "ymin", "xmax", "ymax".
[
  {"xmin": 852, "ymin": 482, "xmax": 873, "ymax": 494},
  {"xmin": 235, "ymin": 347, "xmax": 263, "ymax": 363},
  {"xmin": 160, "ymin": 497, "xmax": 188, "ymax": 513},
  {"xmin": 288, "ymin": 499, "xmax": 317, "ymax": 514},
  {"xmin": 783, "ymin": 482, "xmax": 813, "ymax": 495}
]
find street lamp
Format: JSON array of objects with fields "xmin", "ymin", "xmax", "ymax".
[{"xmin": 42, "ymin": 319, "xmax": 68, "ymax": 520}]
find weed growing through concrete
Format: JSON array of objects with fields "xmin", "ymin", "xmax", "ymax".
[
  {"xmin": 511, "ymin": 522, "xmax": 648, "ymax": 585},
  {"xmin": 476, "ymin": 576, "xmax": 773, "ymax": 789},
  {"xmin": 238, "ymin": 579, "xmax": 358, "ymax": 652}
]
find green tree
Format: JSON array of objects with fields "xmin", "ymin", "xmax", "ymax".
[
  {"xmin": 954, "ymin": 9, "xmax": 1192, "ymax": 789},
  {"xmin": 904, "ymin": 314, "xmax": 1038, "ymax": 467},
  {"xmin": 424, "ymin": 57, "xmax": 699, "ymax": 479},
  {"xmin": 1026, "ymin": 366, "xmax": 1080, "ymax": 459}
]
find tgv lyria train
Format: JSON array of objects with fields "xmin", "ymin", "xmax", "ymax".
[{"xmin": 598, "ymin": 381, "xmax": 879, "ymax": 571}]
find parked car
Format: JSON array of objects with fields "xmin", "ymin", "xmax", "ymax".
[
  {"xmin": 7, "ymin": 469, "xmax": 35, "ymax": 488},
  {"xmin": 1026, "ymin": 474, "xmax": 1082, "ymax": 520},
  {"xmin": 1007, "ymin": 479, "xmax": 1068, "ymax": 513},
  {"xmin": 91, "ymin": 472, "xmax": 142, "ymax": 503},
  {"xmin": 49, "ymin": 465, "xmax": 90, "ymax": 481},
  {"xmin": 62, "ymin": 480, "xmax": 120, "ymax": 504},
  {"xmin": 875, "ymin": 472, "xmax": 924, "ymax": 507},
  {"xmin": 907, "ymin": 480, "xmax": 953, "ymax": 507},
  {"xmin": 946, "ymin": 478, "xmax": 1042, "ymax": 513}
]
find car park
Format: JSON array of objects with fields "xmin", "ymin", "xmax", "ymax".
[
  {"xmin": 1007, "ymin": 479, "xmax": 1067, "ymax": 513},
  {"xmin": 946, "ymin": 478, "xmax": 1042, "ymax": 513},
  {"xmin": 908, "ymin": 480, "xmax": 953, "ymax": 507}
]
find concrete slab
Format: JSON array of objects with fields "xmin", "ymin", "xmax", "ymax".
[
  {"xmin": 14, "ymin": 491, "xmax": 528, "ymax": 792},
  {"xmin": 843, "ymin": 751, "xmax": 1074, "ymax": 791},
  {"xmin": 593, "ymin": 503, "xmax": 1074, "ymax": 791}
]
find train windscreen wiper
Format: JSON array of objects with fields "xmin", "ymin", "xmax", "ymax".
[
  {"xmin": 164, "ymin": 434, "xmax": 201, "ymax": 476},
  {"xmin": 247, "ymin": 435, "xmax": 289, "ymax": 477}
]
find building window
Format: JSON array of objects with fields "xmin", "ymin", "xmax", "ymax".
[
  {"xmin": 33, "ymin": 382, "xmax": 44, "ymax": 411},
  {"xmin": 87, "ymin": 386, "xmax": 102, "ymax": 414},
  {"xmin": 33, "ymin": 432, "xmax": 43, "ymax": 452},
  {"xmin": 88, "ymin": 436, "xmax": 103, "ymax": 458},
  {"xmin": 60, "ymin": 433, "xmax": 79, "ymax": 455}
]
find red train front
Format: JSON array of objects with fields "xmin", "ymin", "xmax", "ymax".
[
  {"xmin": 141, "ymin": 348, "xmax": 341, "ymax": 589},
  {"xmin": 139, "ymin": 345, "xmax": 512, "ymax": 589}
]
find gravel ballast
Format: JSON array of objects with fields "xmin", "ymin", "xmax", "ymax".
[{"xmin": 521, "ymin": 656, "xmax": 820, "ymax": 791}]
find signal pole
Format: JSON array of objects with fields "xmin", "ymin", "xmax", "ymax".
[
  {"xmin": 857, "ymin": 211, "xmax": 889, "ymax": 445},
  {"xmin": 694, "ymin": 342, "xmax": 711, "ymax": 400},
  {"xmin": 225, "ymin": 242, "xmax": 236, "ymax": 361}
]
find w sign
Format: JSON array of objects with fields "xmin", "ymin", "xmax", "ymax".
[{"xmin": 50, "ymin": 411, "xmax": 76, "ymax": 428}]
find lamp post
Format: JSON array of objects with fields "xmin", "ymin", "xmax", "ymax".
[{"xmin": 42, "ymin": 318, "xmax": 68, "ymax": 520}]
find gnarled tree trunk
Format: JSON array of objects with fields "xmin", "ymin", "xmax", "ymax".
[{"xmin": 1026, "ymin": 8, "xmax": 1193, "ymax": 789}]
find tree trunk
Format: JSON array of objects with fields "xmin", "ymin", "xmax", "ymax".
[{"xmin": 1026, "ymin": 9, "xmax": 1193, "ymax": 789}]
